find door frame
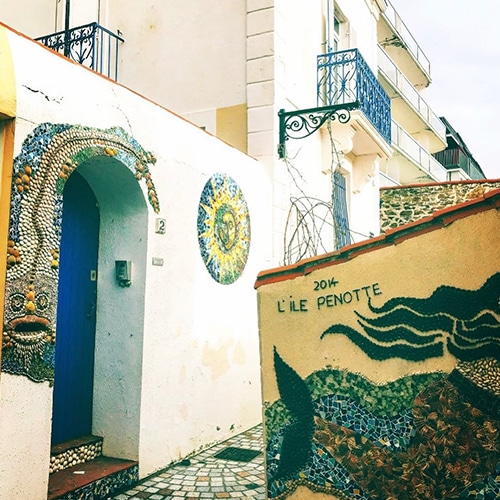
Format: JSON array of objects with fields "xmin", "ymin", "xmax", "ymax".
[{"xmin": 53, "ymin": 157, "xmax": 149, "ymax": 460}]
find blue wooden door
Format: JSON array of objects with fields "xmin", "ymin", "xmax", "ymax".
[{"xmin": 51, "ymin": 171, "xmax": 100, "ymax": 445}]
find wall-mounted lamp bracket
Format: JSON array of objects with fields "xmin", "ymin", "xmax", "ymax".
[{"xmin": 277, "ymin": 102, "xmax": 359, "ymax": 159}]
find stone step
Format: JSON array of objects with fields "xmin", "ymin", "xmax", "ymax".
[
  {"xmin": 50, "ymin": 435, "xmax": 103, "ymax": 474},
  {"xmin": 48, "ymin": 455, "xmax": 139, "ymax": 500}
]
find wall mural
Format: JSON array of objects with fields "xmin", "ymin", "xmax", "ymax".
[
  {"xmin": 266, "ymin": 274, "xmax": 500, "ymax": 499},
  {"xmin": 321, "ymin": 272, "xmax": 500, "ymax": 362},
  {"xmin": 2, "ymin": 123, "xmax": 159, "ymax": 383},
  {"xmin": 197, "ymin": 173, "xmax": 251, "ymax": 285}
]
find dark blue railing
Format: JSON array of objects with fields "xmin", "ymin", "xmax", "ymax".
[
  {"xmin": 332, "ymin": 170, "xmax": 351, "ymax": 249},
  {"xmin": 36, "ymin": 22, "xmax": 124, "ymax": 81},
  {"xmin": 317, "ymin": 49, "xmax": 391, "ymax": 145}
]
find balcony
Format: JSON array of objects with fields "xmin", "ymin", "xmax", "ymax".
[
  {"xmin": 379, "ymin": 170, "xmax": 400, "ymax": 188},
  {"xmin": 378, "ymin": 0, "xmax": 431, "ymax": 88},
  {"xmin": 317, "ymin": 49, "xmax": 391, "ymax": 147},
  {"xmin": 378, "ymin": 47, "xmax": 446, "ymax": 152},
  {"xmin": 36, "ymin": 22, "xmax": 124, "ymax": 81},
  {"xmin": 433, "ymin": 149, "xmax": 485, "ymax": 180},
  {"xmin": 389, "ymin": 120, "xmax": 448, "ymax": 183}
]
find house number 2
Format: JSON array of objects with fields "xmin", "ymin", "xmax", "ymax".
[{"xmin": 155, "ymin": 218, "xmax": 166, "ymax": 234}]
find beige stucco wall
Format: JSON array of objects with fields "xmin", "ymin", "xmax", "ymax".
[
  {"xmin": 0, "ymin": 25, "xmax": 16, "ymax": 373},
  {"xmin": 0, "ymin": 25, "xmax": 15, "ymax": 119},
  {"xmin": 259, "ymin": 208, "xmax": 499, "ymax": 402},
  {"xmin": 257, "ymin": 192, "xmax": 500, "ymax": 499}
]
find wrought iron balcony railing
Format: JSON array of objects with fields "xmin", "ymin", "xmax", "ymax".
[
  {"xmin": 36, "ymin": 22, "xmax": 124, "ymax": 81},
  {"xmin": 317, "ymin": 49, "xmax": 391, "ymax": 145}
]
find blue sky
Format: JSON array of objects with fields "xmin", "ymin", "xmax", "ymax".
[{"xmin": 391, "ymin": 0, "xmax": 500, "ymax": 179}]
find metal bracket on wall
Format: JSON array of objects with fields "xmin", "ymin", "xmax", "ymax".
[{"xmin": 277, "ymin": 102, "xmax": 359, "ymax": 159}]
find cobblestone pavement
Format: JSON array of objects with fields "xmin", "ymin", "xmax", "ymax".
[{"xmin": 112, "ymin": 425, "xmax": 265, "ymax": 499}]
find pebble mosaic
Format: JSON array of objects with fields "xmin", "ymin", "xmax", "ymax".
[
  {"xmin": 65, "ymin": 464, "xmax": 139, "ymax": 500},
  {"xmin": 2, "ymin": 123, "xmax": 159, "ymax": 382},
  {"xmin": 50, "ymin": 439, "xmax": 103, "ymax": 474}
]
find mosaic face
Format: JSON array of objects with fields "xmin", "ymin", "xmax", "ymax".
[
  {"xmin": 2, "ymin": 123, "xmax": 159, "ymax": 382},
  {"xmin": 197, "ymin": 174, "xmax": 251, "ymax": 284}
]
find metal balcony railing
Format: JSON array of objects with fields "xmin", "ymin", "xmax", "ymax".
[
  {"xmin": 433, "ymin": 149, "xmax": 485, "ymax": 180},
  {"xmin": 381, "ymin": 0, "xmax": 431, "ymax": 79},
  {"xmin": 36, "ymin": 22, "xmax": 124, "ymax": 81},
  {"xmin": 317, "ymin": 49, "xmax": 391, "ymax": 145},
  {"xmin": 391, "ymin": 120, "xmax": 448, "ymax": 181},
  {"xmin": 378, "ymin": 47, "xmax": 446, "ymax": 143},
  {"xmin": 379, "ymin": 170, "xmax": 400, "ymax": 187}
]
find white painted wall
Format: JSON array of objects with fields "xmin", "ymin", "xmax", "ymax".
[
  {"xmin": 108, "ymin": 0, "xmax": 248, "ymax": 116},
  {"xmin": 0, "ymin": 1, "xmax": 55, "ymax": 38},
  {"xmin": 80, "ymin": 158, "xmax": 149, "ymax": 461},
  {"xmin": 0, "ymin": 375, "xmax": 52, "ymax": 499},
  {"xmin": 0, "ymin": 27, "xmax": 271, "ymax": 498},
  {"xmin": 337, "ymin": 0, "xmax": 381, "ymax": 68},
  {"xmin": 1, "ymin": 0, "xmax": 386, "ymax": 262},
  {"xmin": 280, "ymin": 0, "xmax": 323, "ymax": 110}
]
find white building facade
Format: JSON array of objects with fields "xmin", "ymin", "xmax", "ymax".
[
  {"xmin": 0, "ymin": 23, "xmax": 271, "ymax": 499},
  {"xmin": 1, "ymin": 0, "xmax": 458, "ymax": 265}
]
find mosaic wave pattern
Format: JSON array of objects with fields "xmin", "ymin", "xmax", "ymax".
[
  {"xmin": 197, "ymin": 173, "xmax": 251, "ymax": 284},
  {"xmin": 321, "ymin": 272, "xmax": 500, "ymax": 362},
  {"xmin": 266, "ymin": 390, "xmax": 416, "ymax": 499},
  {"xmin": 2, "ymin": 123, "xmax": 159, "ymax": 382},
  {"xmin": 267, "ymin": 430, "xmax": 371, "ymax": 500},
  {"xmin": 264, "ymin": 368, "xmax": 445, "ymax": 442},
  {"xmin": 267, "ymin": 351, "xmax": 500, "ymax": 499},
  {"xmin": 314, "ymin": 396, "xmax": 415, "ymax": 451}
]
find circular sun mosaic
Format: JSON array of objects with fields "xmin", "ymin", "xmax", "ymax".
[{"xmin": 197, "ymin": 173, "xmax": 251, "ymax": 284}]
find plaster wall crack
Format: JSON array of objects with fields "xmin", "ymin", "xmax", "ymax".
[
  {"xmin": 111, "ymin": 88, "xmax": 133, "ymax": 134},
  {"xmin": 23, "ymin": 85, "xmax": 63, "ymax": 103}
]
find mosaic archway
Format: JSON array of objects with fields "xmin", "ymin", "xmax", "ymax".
[
  {"xmin": 197, "ymin": 173, "xmax": 251, "ymax": 285},
  {"xmin": 2, "ymin": 123, "xmax": 160, "ymax": 382}
]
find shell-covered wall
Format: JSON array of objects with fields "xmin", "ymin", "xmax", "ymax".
[{"xmin": 2, "ymin": 123, "xmax": 159, "ymax": 382}]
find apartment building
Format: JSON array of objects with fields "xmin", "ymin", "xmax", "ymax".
[{"xmin": 2, "ymin": 0, "xmax": 483, "ymax": 265}]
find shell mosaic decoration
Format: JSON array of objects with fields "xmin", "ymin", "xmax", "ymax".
[
  {"xmin": 267, "ymin": 275, "xmax": 500, "ymax": 499},
  {"xmin": 197, "ymin": 173, "xmax": 251, "ymax": 285},
  {"xmin": 2, "ymin": 123, "xmax": 160, "ymax": 382}
]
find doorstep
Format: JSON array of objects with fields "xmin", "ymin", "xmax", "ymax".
[{"xmin": 48, "ymin": 455, "xmax": 139, "ymax": 500}]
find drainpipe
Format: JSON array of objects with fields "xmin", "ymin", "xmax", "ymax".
[{"xmin": 64, "ymin": 0, "xmax": 70, "ymax": 56}]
